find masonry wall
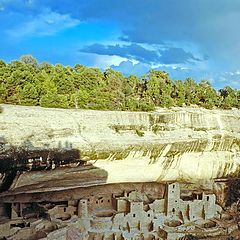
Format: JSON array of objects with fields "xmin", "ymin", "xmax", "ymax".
[
  {"xmin": 0, "ymin": 203, "xmax": 11, "ymax": 219},
  {"xmin": 203, "ymin": 193, "xmax": 217, "ymax": 219},
  {"xmin": 78, "ymin": 200, "xmax": 88, "ymax": 218},
  {"xmin": 167, "ymin": 183, "xmax": 219, "ymax": 223}
]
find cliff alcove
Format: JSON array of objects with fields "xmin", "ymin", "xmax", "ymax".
[{"xmin": 0, "ymin": 104, "xmax": 240, "ymax": 239}]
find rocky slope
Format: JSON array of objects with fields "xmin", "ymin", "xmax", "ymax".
[{"xmin": 1, "ymin": 104, "xmax": 240, "ymax": 185}]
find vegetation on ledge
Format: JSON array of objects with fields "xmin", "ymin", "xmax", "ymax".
[{"xmin": 0, "ymin": 55, "xmax": 240, "ymax": 111}]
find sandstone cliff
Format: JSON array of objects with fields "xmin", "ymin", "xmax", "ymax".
[{"xmin": 1, "ymin": 104, "xmax": 240, "ymax": 184}]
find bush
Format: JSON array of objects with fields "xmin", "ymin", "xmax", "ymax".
[
  {"xmin": 139, "ymin": 100, "xmax": 155, "ymax": 112},
  {"xmin": 135, "ymin": 129, "xmax": 144, "ymax": 137},
  {"xmin": 0, "ymin": 56, "xmax": 239, "ymax": 111},
  {"xmin": 40, "ymin": 94, "xmax": 69, "ymax": 108}
]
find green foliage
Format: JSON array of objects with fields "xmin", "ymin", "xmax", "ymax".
[
  {"xmin": 111, "ymin": 124, "xmax": 146, "ymax": 133},
  {"xmin": 40, "ymin": 94, "xmax": 68, "ymax": 108},
  {"xmin": 19, "ymin": 83, "xmax": 39, "ymax": 105},
  {"xmin": 196, "ymin": 80, "xmax": 219, "ymax": 109},
  {"xmin": 138, "ymin": 99, "xmax": 155, "ymax": 111},
  {"xmin": 145, "ymin": 70, "xmax": 175, "ymax": 108},
  {"xmin": 0, "ymin": 55, "xmax": 239, "ymax": 111},
  {"xmin": 135, "ymin": 129, "xmax": 144, "ymax": 137},
  {"xmin": 219, "ymin": 86, "xmax": 240, "ymax": 109},
  {"xmin": 20, "ymin": 55, "xmax": 38, "ymax": 68},
  {"xmin": 112, "ymin": 125, "xmax": 121, "ymax": 133},
  {"xmin": 152, "ymin": 124, "xmax": 163, "ymax": 134},
  {"xmin": 112, "ymin": 124, "xmax": 145, "ymax": 136}
]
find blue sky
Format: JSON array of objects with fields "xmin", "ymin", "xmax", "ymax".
[{"xmin": 1, "ymin": 0, "xmax": 240, "ymax": 88}]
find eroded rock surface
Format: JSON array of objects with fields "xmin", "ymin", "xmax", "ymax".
[{"xmin": 1, "ymin": 104, "xmax": 240, "ymax": 183}]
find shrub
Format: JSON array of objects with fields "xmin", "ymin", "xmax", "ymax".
[
  {"xmin": 40, "ymin": 94, "xmax": 68, "ymax": 108},
  {"xmin": 135, "ymin": 129, "xmax": 144, "ymax": 137}
]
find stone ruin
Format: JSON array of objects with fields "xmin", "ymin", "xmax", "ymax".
[{"xmin": 1, "ymin": 182, "xmax": 239, "ymax": 240}]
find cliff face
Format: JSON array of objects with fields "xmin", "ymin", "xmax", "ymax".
[{"xmin": 1, "ymin": 104, "xmax": 240, "ymax": 184}]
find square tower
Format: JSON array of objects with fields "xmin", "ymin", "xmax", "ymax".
[{"xmin": 167, "ymin": 183, "xmax": 180, "ymax": 216}]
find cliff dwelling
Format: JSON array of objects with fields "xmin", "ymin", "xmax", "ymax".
[
  {"xmin": 0, "ymin": 181, "xmax": 239, "ymax": 240},
  {"xmin": 1, "ymin": 105, "xmax": 240, "ymax": 239}
]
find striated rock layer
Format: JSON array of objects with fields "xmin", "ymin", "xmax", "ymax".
[{"xmin": 1, "ymin": 104, "xmax": 240, "ymax": 184}]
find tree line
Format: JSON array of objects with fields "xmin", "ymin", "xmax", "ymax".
[{"xmin": 0, "ymin": 55, "xmax": 239, "ymax": 111}]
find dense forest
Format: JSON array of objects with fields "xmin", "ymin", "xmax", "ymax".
[{"xmin": 0, "ymin": 55, "xmax": 239, "ymax": 111}]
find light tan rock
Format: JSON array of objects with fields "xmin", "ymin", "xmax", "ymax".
[
  {"xmin": 66, "ymin": 226, "xmax": 88, "ymax": 240},
  {"xmin": 34, "ymin": 220, "xmax": 58, "ymax": 232},
  {"xmin": 1, "ymin": 104, "xmax": 240, "ymax": 184},
  {"xmin": 10, "ymin": 227, "xmax": 36, "ymax": 240},
  {"xmin": 46, "ymin": 227, "xmax": 67, "ymax": 240}
]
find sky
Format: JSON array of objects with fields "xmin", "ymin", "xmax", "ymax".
[{"xmin": 0, "ymin": 0, "xmax": 240, "ymax": 89}]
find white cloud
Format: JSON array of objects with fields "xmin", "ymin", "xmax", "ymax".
[
  {"xmin": 111, "ymin": 60, "xmax": 150, "ymax": 76},
  {"xmin": 93, "ymin": 54, "xmax": 127, "ymax": 69},
  {"xmin": 7, "ymin": 8, "xmax": 80, "ymax": 37}
]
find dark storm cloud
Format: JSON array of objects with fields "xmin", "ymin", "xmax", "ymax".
[
  {"xmin": 159, "ymin": 48, "xmax": 200, "ymax": 64},
  {"xmin": 80, "ymin": 43, "xmax": 200, "ymax": 64},
  {"xmin": 81, "ymin": 43, "xmax": 159, "ymax": 63},
  {"xmin": 75, "ymin": 0, "xmax": 240, "ymax": 69}
]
